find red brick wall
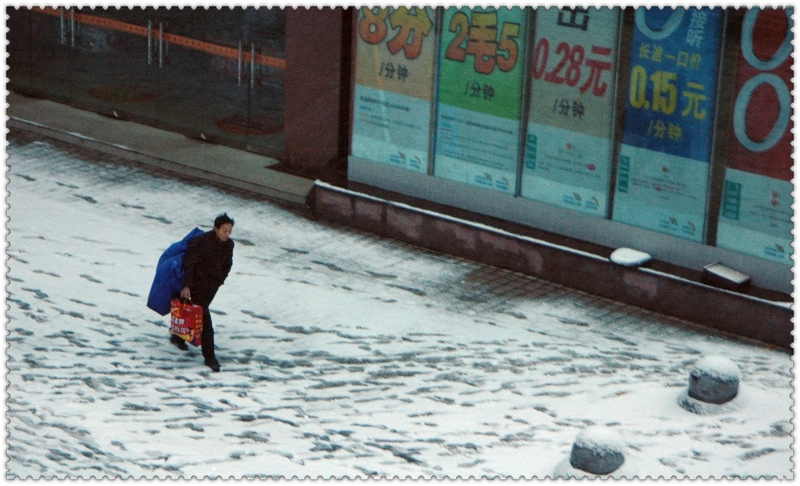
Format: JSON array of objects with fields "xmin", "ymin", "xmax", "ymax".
[{"xmin": 285, "ymin": 7, "xmax": 352, "ymax": 176}]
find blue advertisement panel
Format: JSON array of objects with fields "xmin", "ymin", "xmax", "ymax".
[{"xmin": 612, "ymin": 8, "xmax": 724, "ymax": 242}]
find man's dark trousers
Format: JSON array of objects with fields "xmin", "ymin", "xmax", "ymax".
[
  {"xmin": 194, "ymin": 287, "xmax": 218, "ymax": 362},
  {"xmin": 201, "ymin": 306, "xmax": 215, "ymax": 361}
]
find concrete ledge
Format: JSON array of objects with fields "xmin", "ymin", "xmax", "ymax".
[
  {"xmin": 7, "ymin": 92, "xmax": 314, "ymax": 205},
  {"xmin": 312, "ymin": 181, "xmax": 792, "ymax": 350},
  {"xmin": 349, "ymin": 155, "xmax": 792, "ymax": 294}
]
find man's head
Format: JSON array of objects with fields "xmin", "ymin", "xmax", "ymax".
[{"xmin": 213, "ymin": 213, "xmax": 234, "ymax": 242}]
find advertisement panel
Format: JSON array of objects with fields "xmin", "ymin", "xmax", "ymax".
[
  {"xmin": 352, "ymin": 7, "xmax": 437, "ymax": 173},
  {"xmin": 434, "ymin": 7, "xmax": 527, "ymax": 193},
  {"xmin": 521, "ymin": 7, "xmax": 621, "ymax": 216},
  {"xmin": 612, "ymin": 8, "xmax": 724, "ymax": 242},
  {"xmin": 716, "ymin": 8, "xmax": 793, "ymax": 264}
]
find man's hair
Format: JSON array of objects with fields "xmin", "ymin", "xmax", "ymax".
[{"xmin": 214, "ymin": 213, "xmax": 235, "ymax": 228}]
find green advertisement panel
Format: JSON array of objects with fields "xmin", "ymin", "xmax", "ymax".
[
  {"xmin": 352, "ymin": 7, "xmax": 438, "ymax": 173},
  {"xmin": 521, "ymin": 8, "xmax": 621, "ymax": 216},
  {"xmin": 434, "ymin": 7, "xmax": 527, "ymax": 193}
]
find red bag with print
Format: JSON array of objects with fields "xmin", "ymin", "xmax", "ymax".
[{"xmin": 170, "ymin": 298, "xmax": 203, "ymax": 347}]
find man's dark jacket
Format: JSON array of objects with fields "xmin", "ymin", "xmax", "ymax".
[{"xmin": 182, "ymin": 230, "xmax": 234, "ymax": 307}]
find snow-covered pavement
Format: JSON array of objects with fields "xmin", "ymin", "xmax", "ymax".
[{"xmin": 6, "ymin": 131, "xmax": 793, "ymax": 479}]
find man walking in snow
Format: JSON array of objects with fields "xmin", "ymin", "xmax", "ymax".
[{"xmin": 170, "ymin": 213, "xmax": 235, "ymax": 372}]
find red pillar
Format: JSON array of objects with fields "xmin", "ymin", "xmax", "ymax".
[{"xmin": 284, "ymin": 7, "xmax": 352, "ymax": 178}]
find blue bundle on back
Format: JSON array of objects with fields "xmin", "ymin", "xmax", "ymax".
[{"xmin": 146, "ymin": 227, "xmax": 205, "ymax": 316}]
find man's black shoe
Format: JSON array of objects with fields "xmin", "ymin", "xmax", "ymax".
[
  {"xmin": 170, "ymin": 334, "xmax": 188, "ymax": 351},
  {"xmin": 205, "ymin": 358, "xmax": 221, "ymax": 372}
]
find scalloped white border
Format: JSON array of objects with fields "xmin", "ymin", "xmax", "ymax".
[{"xmin": 3, "ymin": 1, "xmax": 796, "ymax": 481}]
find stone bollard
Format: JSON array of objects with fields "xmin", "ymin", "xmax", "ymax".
[
  {"xmin": 688, "ymin": 355, "xmax": 740, "ymax": 404},
  {"xmin": 569, "ymin": 426, "xmax": 625, "ymax": 475}
]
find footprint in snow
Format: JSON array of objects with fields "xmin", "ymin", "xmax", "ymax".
[
  {"xmin": 73, "ymin": 194, "xmax": 97, "ymax": 204},
  {"xmin": 80, "ymin": 274, "xmax": 103, "ymax": 284},
  {"xmin": 366, "ymin": 271, "xmax": 398, "ymax": 280},
  {"xmin": 385, "ymin": 284, "xmax": 427, "ymax": 296},
  {"xmin": 241, "ymin": 310, "xmax": 272, "ymax": 321},
  {"xmin": 21, "ymin": 288, "xmax": 50, "ymax": 300},
  {"xmin": 312, "ymin": 260, "xmax": 346, "ymax": 272},
  {"xmin": 32, "ymin": 270, "xmax": 61, "ymax": 278},
  {"xmin": 55, "ymin": 308, "xmax": 86, "ymax": 320},
  {"xmin": 8, "ymin": 298, "xmax": 32, "ymax": 310},
  {"xmin": 120, "ymin": 203, "xmax": 145, "ymax": 210},
  {"xmin": 282, "ymin": 247, "xmax": 309, "ymax": 254},
  {"xmin": 107, "ymin": 289, "xmax": 141, "ymax": 298},
  {"xmin": 143, "ymin": 215, "xmax": 172, "ymax": 224}
]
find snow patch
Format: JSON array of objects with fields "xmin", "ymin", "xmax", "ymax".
[
  {"xmin": 610, "ymin": 248, "xmax": 652, "ymax": 267},
  {"xmin": 692, "ymin": 355, "xmax": 741, "ymax": 383},
  {"xmin": 678, "ymin": 389, "xmax": 743, "ymax": 416},
  {"xmin": 573, "ymin": 426, "xmax": 625, "ymax": 454},
  {"xmin": 6, "ymin": 139, "xmax": 793, "ymax": 479}
]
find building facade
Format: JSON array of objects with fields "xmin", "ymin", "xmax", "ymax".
[
  {"xmin": 348, "ymin": 7, "xmax": 793, "ymax": 294},
  {"xmin": 7, "ymin": 6, "xmax": 794, "ymax": 295}
]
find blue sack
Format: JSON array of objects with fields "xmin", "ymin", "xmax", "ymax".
[{"xmin": 146, "ymin": 227, "xmax": 205, "ymax": 316}]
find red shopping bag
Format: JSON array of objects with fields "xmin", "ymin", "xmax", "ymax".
[{"xmin": 170, "ymin": 298, "xmax": 203, "ymax": 347}]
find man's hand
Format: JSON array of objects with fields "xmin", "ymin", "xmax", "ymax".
[{"xmin": 180, "ymin": 287, "xmax": 192, "ymax": 300}]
